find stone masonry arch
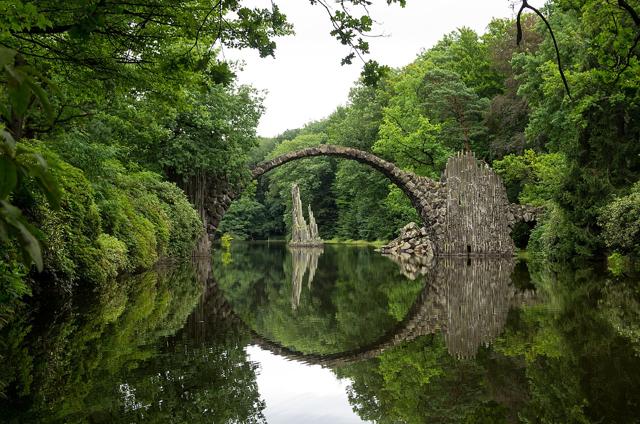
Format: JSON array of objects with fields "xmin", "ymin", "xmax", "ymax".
[
  {"xmin": 206, "ymin": 147, "xmax": 542, "ymax": 257},
  {"xmin": 251, "ymin": 144, "xmax": 445, "ymax": 227},
  {"xmin": 208, "ymin": 144, "xmax": 445, "ymax": 242}
]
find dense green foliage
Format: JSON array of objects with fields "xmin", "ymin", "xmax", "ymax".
[{"xmin": 0, "ymin": 0, "xmax": 292, "ymax": 319}]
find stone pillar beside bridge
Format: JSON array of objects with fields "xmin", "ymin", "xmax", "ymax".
[
  {"xmin": 381, "ymin": 151, "xmax": 543, "ymax": 257},
  {"xmin": 438, "ymin": 151, "xmax": 515, "ymax": 256}
]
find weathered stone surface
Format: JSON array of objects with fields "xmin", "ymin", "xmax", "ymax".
[
  {"xmin": 380, "ymin": 221, "xmax": 436, "ymax": 258},
  {"xmin": 308, "ymin": 204, "xmax": 320, "ymax": 241},
  {"xmin": 289, "ymin": 183, "xmax": 323, "ymax": 247},
  {"xmin": 437, "ymin": 151, "xmax": 515, "ymax": 256}
]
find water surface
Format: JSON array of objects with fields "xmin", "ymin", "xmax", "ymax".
[{"xmin": 1, "ymin": 243, "xmax": 639, "ymax": 423}]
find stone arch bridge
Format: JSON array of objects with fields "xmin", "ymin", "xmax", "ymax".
[{"xmin": 204, "ymin": 145, "xmax": 540, "ymax": 256}]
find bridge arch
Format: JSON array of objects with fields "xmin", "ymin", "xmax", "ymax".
[
  {"xmin": 251, "ymin": 145, "xmax": 442, "ymax": 223},
  {"xmin": 209, "ymin": 145, "xmax": 445, "ymax": 238}
]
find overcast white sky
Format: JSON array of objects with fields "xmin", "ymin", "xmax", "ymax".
[{"xmin": 225, "ymin": 0, "xmax": 545, "ymax": 137}]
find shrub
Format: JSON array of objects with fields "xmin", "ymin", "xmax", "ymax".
[
  {"xmin": 527, "ymin": 205, "xmax": 596, "ymax": 262},
  {"xmin": 0, "ymin": 252, "xmax": 30, "ymax": 328},
  {"xmin": 98, "ymin": 189, "xmax": 158, "ymax": 271},
  {"xmin": 23, "ymin": 146, "xmax": 107, "ymax": 287},
  {"xmin": 97, "ymin": 166, "xmax": 202, "ymax": 267},
  {"xmin": 96, "ymin": 234, "xmax": 129, "ymax": 279},
  {"xmin": 599, "ymin": 182, "xmax": 640, "ymax": 257},
  {"xmin": 153, "ymin": 180, "xmax": 203, "ymax": 257}
]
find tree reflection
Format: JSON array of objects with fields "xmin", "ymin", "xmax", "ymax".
[
  {"xmin": 337, "ymin": 260, "xmax": 640, "ymax": 423},
  {"xmin": 0, "ymin": 261, "xmax": 266, "ymax": 424},
  {"xmin": 214, "ymin": 243, "xmax": 424, "ymax": 355}
]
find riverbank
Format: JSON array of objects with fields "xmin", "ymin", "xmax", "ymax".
[{"xmin": 323, "ymin": 239, "xmax": 388, "ymax": 248}]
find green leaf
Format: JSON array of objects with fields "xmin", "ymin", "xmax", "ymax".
[
  {"xmin": 0, "ymin": 129, "xmax": 16, "ymax": 156},
  {"xmin": 0, "ymin": 155, "xmax": 18, "ymax": 199},
  {"xmin": 0, "ymin": 200, "xmax": 43, "ymax": 271},
  {"xmin": 21, "ymin": 153, "xmax": 61, "ymax": 208},
  {"xmin": 16, "ymin": 220, "xmax": 43, "ymax": 271},
  {"xmin": 24, "ymin": 76, "xmax": 54, "ymax": 122},
  {"xmin": 0, "ymin": 47, "xmax": 17, "ymax": 68}
]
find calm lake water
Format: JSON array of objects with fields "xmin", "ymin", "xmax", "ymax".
[{"xmin": 1, "ymin": 243, "xmax": 639, "ymax": 423}]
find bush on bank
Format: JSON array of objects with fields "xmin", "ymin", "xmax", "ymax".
[{"xmin": 0, "ymin": 142, "xmax": 203, "ymax": 321}]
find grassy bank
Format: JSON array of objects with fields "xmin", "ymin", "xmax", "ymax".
[{"xmin": 324, "ymin": 239, "xmax": 388, "ymax": 248}]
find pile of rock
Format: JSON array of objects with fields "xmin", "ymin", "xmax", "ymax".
[{"xmin": 379, "ymin": 222, "xmax": 435, "ymax": 257}]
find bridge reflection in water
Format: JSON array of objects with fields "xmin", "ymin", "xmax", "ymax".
[{"xmin": 194, "ymin": 250, "xmax": 535, "ymax": 366}]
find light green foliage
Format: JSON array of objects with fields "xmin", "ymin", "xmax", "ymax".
[
  {"xmin": 2, "ymin": 144, "xmax": 202, "ymax": 293},
  {"xmin": 373, "ymin": 58, "xmax": 453, "ymax": 177},
  {"xmin": 338, "ymin": 336, "xmax": 490, "ymax": 424},
  {"xmin": 97, "ymin": 164, "xmax": 202, "ymax": 271},
  {"xmin": 375, "ymin": 104, "xmax": 448, "ymax": 177},
  {"xmin": 493, "ymin": 149, "xmax": 567, "ymax": 205},
  {"xmin": 218, "ymin": 182, "xmax": 268, "ymax": 240},
  {"xmin": 599, "ymin": 182, "xmax": 640, "ymax": 256},
  {"xmin": 96, "ymin": 234, "xmax": 128, "ymax": 280},
  {"xmin": 606, "ymin": 253, "xmax": 634, "ymax": 277}
]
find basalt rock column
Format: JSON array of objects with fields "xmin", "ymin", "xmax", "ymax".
[
  {"xmin": 308, "ymin": 204, "xmax": 320, "ymax": 241},
  {"xmin": 440, "ymin": 151, "xmax": 515, "ymax": 255},
  {"xmin": 290, "ymin": 183, "xmax": 323, "ymax": 247}
]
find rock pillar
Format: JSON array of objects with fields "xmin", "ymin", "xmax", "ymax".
[{"xmin": 290, "ymin": 184, "xmax": 323, "ymax": 247}]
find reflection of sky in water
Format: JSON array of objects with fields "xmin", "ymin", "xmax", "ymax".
[{"xmin": 247, "ymin": 345, "xmax": 369, "ymax": 423}]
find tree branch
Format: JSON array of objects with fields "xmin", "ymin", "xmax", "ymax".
[
  {"xmin": 618, "ymin": 0, "xmax": 640, "ymax": 26},
  {"xmin": 517, "ymin": 0, "xmax": 572, "ymax": 99}
]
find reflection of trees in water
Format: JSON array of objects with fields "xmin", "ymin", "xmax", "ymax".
[
  {"xmin": 290, "ymin": 247, "xmax": 324, "ymax": 310},
  {"xmin": 214, "ymin": 243, "xmax": 422, "ymax": 355},
  {"xmin": 0, "ymin": 261, "xmax": 267, "ymax": 424},
  {"xmin": 338, "ymin": 262, "xmax": 640, "ymax": 424}
]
